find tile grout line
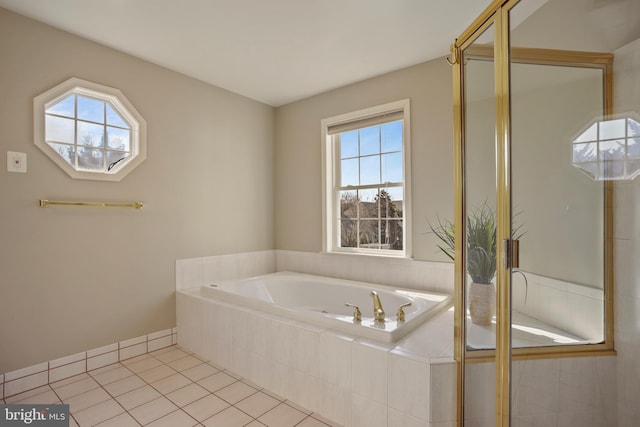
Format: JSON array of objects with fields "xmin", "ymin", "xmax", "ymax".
[{"xmin": 5, "ymin": 346, "xmax": 337, "ymax": 427}]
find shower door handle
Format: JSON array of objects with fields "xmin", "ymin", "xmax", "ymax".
[{"xmin": 503, "ymin": 239, "xmax": 520, "ymax": 269}]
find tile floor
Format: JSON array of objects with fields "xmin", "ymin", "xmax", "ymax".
[{"xmin": 1, "ymin": 345, "xmax": 340, "ymax": 427}]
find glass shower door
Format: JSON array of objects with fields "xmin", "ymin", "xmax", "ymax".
[{"xmin": 457, "ymin": 19, "xmax": 501, "ymax": 427}]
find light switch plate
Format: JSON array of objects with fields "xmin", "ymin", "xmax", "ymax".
[{"xmin": 7, "ymin": 151, "xmax": 27, "ymax": 173}]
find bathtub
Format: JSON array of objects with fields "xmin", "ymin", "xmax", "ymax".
[{"xmin": 199, "ymin": 271, "xmax": 452, "ymax": 343}]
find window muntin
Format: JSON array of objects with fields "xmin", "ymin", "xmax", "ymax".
[
  {"xmin": 45, "ymin": 94, "xmax": 132, "ymax": 173},
  {"xmin": 34, "ymin": 77, "xmax": 146, "ymax": 181},
  {"xmin": 322, "ymin": 100, "xmax": 411, "ymax": 257}
]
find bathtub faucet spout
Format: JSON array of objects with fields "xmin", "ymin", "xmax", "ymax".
[{"xmin": 370, "ymin": 291, "xmax": 385, "ymax": 322}]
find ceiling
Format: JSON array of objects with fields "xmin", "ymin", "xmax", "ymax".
[{"xmin": 0, "ymin": 0, "xmax": 493, "ymax": 106}]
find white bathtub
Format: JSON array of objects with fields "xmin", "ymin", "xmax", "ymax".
[{"xmin": 199, "ymin": 271, "xmax": 452, "ymax": 343}]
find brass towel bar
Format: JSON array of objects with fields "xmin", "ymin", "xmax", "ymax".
[{"xmin": 39, "ymin": 199, "xmax": 143, "ymax": 209}]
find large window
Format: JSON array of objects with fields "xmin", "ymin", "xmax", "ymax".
[
  {"xmin": 322, "ymin": 100, "xmax": 411, "ymax": 256},
  {"xmin": 34, "ymin": 77, "xmax": 146, "ymax": 181}
]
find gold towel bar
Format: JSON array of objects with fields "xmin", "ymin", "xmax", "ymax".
[{"xmin": 39, "ymin": 199, "xmax": 143, "ymax": 209}]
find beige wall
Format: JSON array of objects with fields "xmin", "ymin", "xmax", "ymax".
[
  {"xmin": 0, "ymin": 8, "xmax": 274, "ymax": 372},
  {"xmin": 274, "ymin": 58, "xmax": 455, "ymax": 261}
]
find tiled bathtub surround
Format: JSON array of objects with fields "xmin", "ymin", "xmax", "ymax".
[
  {"xmin": 177, "ymin": 288, "xmax": 457, "ymax": 427},
  {"xmin": 0, "ymin": 328, "xmax": 176, "ymax": 400},
  {"xmin": 175, "ymin": 249, "xmax": 455, "ymax": 295},
  {"xmin": 175, "ymin": 250, "xmax": 276, "ymax": 291}
]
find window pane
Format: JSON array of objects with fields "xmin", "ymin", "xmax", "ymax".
[
  {"xmin": 340, "ymin": 219, "xmax": 358, "ymax": 248},
  {"xmin": 385, "ymin": 187, "xmax": 404, "ymax": 218},
  {"xmin": 359, "ymin": 219, "xmax": 379, "ymax": 248},
  {"xmin": 575, "ymin": 122, "xmax": 597, "ymax": 143},
  {"xmin": 341, "ymin": 158, "xmax": 359, "ymax": 186},
  {"xmin": 360, "ymin": 155, "xmax": 380, "ymax": 185},
  {"xmin": 340, "ymin": 191, "xmax": 358, "ymax": 249},
  {"xmin": 358, "ymin": 189, "xmax": 378, "ymax": 219},
  {"xmin": 77, "ymin": 147, "xmax": 104, "ymax": 171},
  {"xmin": 106, "ymin": 104, "xmax": 128, "ymax": 128},
  {"xmin": 107, "ymin": 127, "xmax": 130, "ymax": 151},
  {"xmin": 387, "ymin": 219, "xmax": 403, "ymax": 250},
  {"xmin": 381, "ymin": 152, "xmax": 402, "ymax": 183},
  {"xmin": 600, "ymin": 118, "xmax": 626, "ymax": 140},
  {"xmin": 78, "ymin": 122, "xmax": 105, "ymax": 147},
  {"xmin": 628, "ymin": 119, "xmax": 640, "ymax": 137},
  {"xmin": 47, "ymin": 142, "xmax": 74, "ymax": 166},
  {"xmin": 381, "ymin": 120, "xmax": 402, "ymax": 153},
  {"xmin": 45, "ymin": 115, "xmax": 75, "ymax": 144},
  {"xmin": 360, "ymin": 126, "xmax": 380, "ymax": 156},
  {"xmin": 599, "ymin": 140, "xmax": 625, "ymax": 160},
  {"xmin": 378, "ymin": 189, "xmax": 403, "ymax": 219},
  {"xmin": 106, "ymin": 151, "xmax": 130, "ymax": 171},
  {"xmin": 573, "ymin": 142, "xmax": 597, "ymax": 162},
  {"xmin": 628, "ymin": 138, "xmax": 640, "ymax": 158},
  {"xmin": 78, "ymin": 96, "xmax": 104, "ymax": 123},
  {"xmin": 340, "ymin": 131, "xmax": 358, "ymax": 158},
  {"xmin": 46, "ymin": 95, "xmax": 75, "ymax": 118}
]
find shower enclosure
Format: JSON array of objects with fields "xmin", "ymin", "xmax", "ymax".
[{"xmin": 451, "ymin": 0, "xmax": 639, "ymax": 424}]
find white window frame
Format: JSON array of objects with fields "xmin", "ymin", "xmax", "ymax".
[
  {"xmin": 321, "ymin": 99, "xmax": 412, "ymax": 257},
  {"xmin": 34, "ymin": 77, "xmax": 146, "ymax": 181}
]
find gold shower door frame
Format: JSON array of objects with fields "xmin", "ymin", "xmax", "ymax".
[{"xmin": 451, "ymin": 0, "xmax": 615, "ymax": 425}]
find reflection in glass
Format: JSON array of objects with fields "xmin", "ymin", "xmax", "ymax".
[{"xmin": 572, "ymin": 117, "xmax": 640, "ymax": 180}]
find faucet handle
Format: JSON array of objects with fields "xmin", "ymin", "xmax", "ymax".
[
  {"xmin": 396, "ymin": 302, "xmax": 412, "ymax": 322},
  {"xmin": 345, "ymin": 303, "xmax": 362, "ymax": 322}
]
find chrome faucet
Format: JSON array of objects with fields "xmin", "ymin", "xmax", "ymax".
[{"xmin": 370, "ymin": 291, "xmax": 385, "ymax": 322}]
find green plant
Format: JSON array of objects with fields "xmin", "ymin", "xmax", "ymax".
[{"xmin": 430, "ymin": 203, "xmax": 522, "ymax": 285}]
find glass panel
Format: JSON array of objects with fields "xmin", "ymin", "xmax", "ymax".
[
  {"xmin": 358, "ymin": 188, "xmax": 378, "ymax": 218},
  {"xmin": 106, "ymin": 151, "xmax": 129, "ymax": 172},
  {"xmin": 359, "ymin": 219, "xmax": 379, "ymax": 248},
  {"xmin": 45, "ymin": 115, "xmax": 75, "ymax": 144},
  {"xmin": 340, "ymin": 130, "xmax": 359, "ymax": 158},
  {"xmin": 381, "ymin": 152, "xmax": 402, "ymax": 183},
  {"xmin": 628, "ymin": 119, "xmax": 640, "ymax": 137},
  {"xmin": 78, "ymin": 121, "xmax": 105, "ymax": 147},
  {"xmin": 600, "ymin": 139, "xmax": 626, "ymax": 160},
  {"xmin": 462, "ymin": 21, "xmax": 497, "ymax": 427},
  {"xmin": 381, "ymin": 120, "xmax": 402, "ymax": 152},
  {"xmin": 385, "ymin": 219, "xmax": 403, "ymax": 250},
  {"xmin": 77, "ymin": 96, "xmax": 104, "ymax": 123},
  {"xmin": 46, "ymin": 95, "xmax": 75, "ymax": 118},
  {"xmin": 359, "ymin": 126, "xmax": 379, "ymax": 156},
  {"xmin": 510, "ymin": 6, "xmax": 605, "ymax": 352},
  {"xmin": 600, "ymin": 118, "xmax": 626, "ymax": 140},
  {"xmin": 573, "ymin": 142, "xmax": 597, "ymax": 163},
  {"xmin": 76, "ymin": 147, "xmax": 104, "ymax": 171},
  {"xmin": 47, "ymin": 142, "xmax": 74, "ymax": 166},
  {"xmin": 106, "ymin": 103, "xmax": 128, "ymax": 128},
  {"xmin": 107, "ymin": 127, "xmax": 130, "ymax": 151},
  {"xmin": 628, "ymin": 137, "xmax": 640, "ymax": 157},
  {"xmin": 340, "ymin": 190, "xmax": 358, "ymax": 248},
  {"xmin": 360, "ymin": 155, "xmax": 380, "ymax": 185},
  {"xmin": 575, "ymin": 122, "xmax": 598, "ymax": 143},
  {"xmin": 341, "ymin": 158, "xmax": 358, "ymax": 186}
]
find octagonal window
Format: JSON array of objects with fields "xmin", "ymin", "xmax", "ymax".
[
  {"xmin": 34, "ymin": 77, "xmax": 146, "ymax": 181},
  {"xmin": 572, "ymin": 115, "xmax": 640, "ymax": 181}
]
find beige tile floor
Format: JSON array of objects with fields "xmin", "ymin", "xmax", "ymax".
[{"xmin": 2, "ymin": 346, "xmax": 340, "ymax": 427}]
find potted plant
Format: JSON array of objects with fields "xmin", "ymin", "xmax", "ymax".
[{"xmin": 429, "ymin": 203, "xmax": 501, "ymax": 325}]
